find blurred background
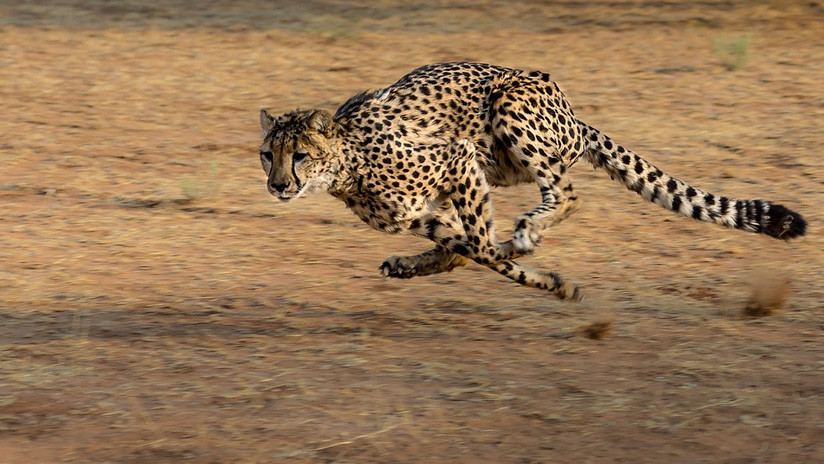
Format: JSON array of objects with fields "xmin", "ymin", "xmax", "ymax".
[{"xmin": 1, "ymin": 1, "xmax": 822, "ymax": 463}]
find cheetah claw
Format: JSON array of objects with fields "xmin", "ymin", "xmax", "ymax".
[{"xmin": 379, "ymin": 257, "xmax": 418, "ymax": 279}]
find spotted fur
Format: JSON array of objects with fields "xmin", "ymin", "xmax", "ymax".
[{"xmin": 259, "ymin": 62, "xmax": 806, "ymax": 300}]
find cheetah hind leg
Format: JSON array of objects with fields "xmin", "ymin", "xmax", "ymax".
[
  {"xmin": 380, "ymin": 246, "xmax": 469, "ymax": 279},
  {"xmin": 513, "ymin": 174, "xmax": 581, "ymax": 254}
]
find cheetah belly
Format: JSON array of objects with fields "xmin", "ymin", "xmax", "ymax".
[{"xmin": 475, "ymin": 135, "xmax": 534, "ymax": 188}]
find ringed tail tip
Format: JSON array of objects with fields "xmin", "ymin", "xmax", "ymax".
[{"xmin": 764, "ymin": 204, "xmax": 806, "ymax": 240}]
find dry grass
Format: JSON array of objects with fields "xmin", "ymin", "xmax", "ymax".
[{"xmin": 1, "ymin": 1, "xmax": 823, "ymax": 463}]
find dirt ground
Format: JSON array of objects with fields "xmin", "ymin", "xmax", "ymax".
[{"xmin": 1, "ymin": 1, "xmax": 823, "ymax": 463}]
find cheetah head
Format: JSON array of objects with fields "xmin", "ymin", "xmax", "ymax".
[{"xmin": 259, "ymin": 109, "xmax": 339, "ymax": 201}]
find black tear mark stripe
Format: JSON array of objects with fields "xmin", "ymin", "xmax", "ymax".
[{"xmin": 291, "ymin": 157, "xmax": 301, "ymax": 190}]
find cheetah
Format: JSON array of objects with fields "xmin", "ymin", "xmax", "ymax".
[{"xmin": 259, "ymin": 62, "xmax": 806, "ymax": 300}]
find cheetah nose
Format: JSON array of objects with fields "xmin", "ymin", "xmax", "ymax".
[{"xmin": 269, "ymin": 181, "xmax": 290, "ymax": 193}]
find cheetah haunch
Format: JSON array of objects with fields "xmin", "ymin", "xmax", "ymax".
[{"xmin": 259, "ymin": 62, "xmax": 806, "ymax": 300}]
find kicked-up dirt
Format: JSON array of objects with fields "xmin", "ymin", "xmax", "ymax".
[{"xmin": 1, "ymin": 1, "xmax": 823, "ymax": 463}]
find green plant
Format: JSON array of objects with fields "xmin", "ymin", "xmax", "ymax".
[
  {"xmin": 714, "ymin": 33, "xmax": 753, "ymax": 71},
  {"xmin": 180, "ymin": 161, "xmax": 221, "ymax": 201}
]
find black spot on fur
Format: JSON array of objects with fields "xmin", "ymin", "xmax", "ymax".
[
  {"xmin": 735, "ymin": 201, "xmax": 745, "ymax": 229},
  {"xmin": 650, "ymin": 186, "xmax": 660, "ymax": 202},
  {"xmin": 671, "ymin": 196, "xmax": 682, "ymax": 212},
  {"xmin": 452, "ymin": 244, "xmax": 470, "ymax": 256},
  {"xmin": 753, "ymin": 200, "xmax": 764, "ymax": 225},
  {"xmin": 719, "ymin": 196, "xmax": 729, "ymax": 215},
  {"xmin": 704, "ymin": 193, "xmax": 715, "ymax": 206}
]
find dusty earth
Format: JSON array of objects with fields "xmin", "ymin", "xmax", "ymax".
[{"xmin": 1, "ymin": 1, "xmax": 823, "ymax": 463}]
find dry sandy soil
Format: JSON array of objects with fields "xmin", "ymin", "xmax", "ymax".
[{"xmin": 1, "ymin": 1, "xmax": 823, "ymax": 463}]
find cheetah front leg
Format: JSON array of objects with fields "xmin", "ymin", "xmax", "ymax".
[
  {"xmin": 380, "ymin": 203, "xmax": 470, "ymax": 279},
  {"xmin": 441, "ymin": 139, "xmax": 527, "ymax": 264},
  {"xmin": 381, "ymin": 139, "xmax": 522, "ymax": 267},
  {"xmin": 380, "ymin": 245, "xmax": 469, "ymax": 279}
]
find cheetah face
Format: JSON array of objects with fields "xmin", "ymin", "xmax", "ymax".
[{"xmin": 259, "ymin": 109, "xmax": 337, "ymax": 202}]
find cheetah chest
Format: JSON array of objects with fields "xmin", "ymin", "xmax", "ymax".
[{"xmin": 342, "ymin": 167, "xmax": 447, "ymax": 233}]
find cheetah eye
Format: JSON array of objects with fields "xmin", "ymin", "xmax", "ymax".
[
  {"xmin": 260, "ymin": 151, "xmax": 273, "ymax": 163},
  {"xmin": 293, "ymin": 151, "xmax": 308, "ymax": 163}
]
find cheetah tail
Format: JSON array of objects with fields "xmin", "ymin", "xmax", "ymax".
[{"xmin": 579, "ymin": 122, "xmax": 807, "ymax": 240}]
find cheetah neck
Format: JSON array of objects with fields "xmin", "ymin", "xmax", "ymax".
[{"xmin": 325, "ymin": 135, "xmax": 359, "ymax": 198}]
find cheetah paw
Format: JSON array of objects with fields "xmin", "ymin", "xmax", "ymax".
[
  {"xmin": 513, "ymin": 218, "xmax": 541, "ymax": 255},
  {"xmin": 379, "ymin": 256, "xmax": 418, "ymax": 279}
]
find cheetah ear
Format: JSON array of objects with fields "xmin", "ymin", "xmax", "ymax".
[
  {"xmin": 306, "ymin": 110, "xmax": 333, "ymax": 136},
  {"xmin": 260, "ymin": 109, "xmax": 276, "ymax": 137}
]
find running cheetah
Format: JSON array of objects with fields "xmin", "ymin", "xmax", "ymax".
[{"xmin": 259, "ymin": 62, "xmax": 806, "ymax": 300}]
